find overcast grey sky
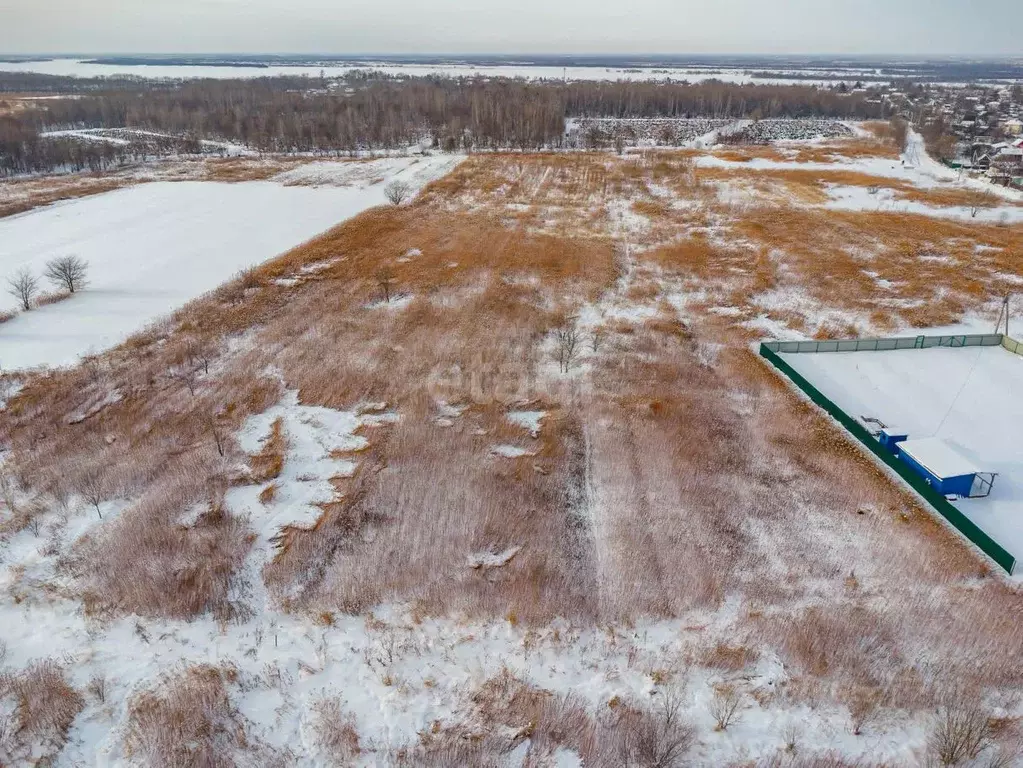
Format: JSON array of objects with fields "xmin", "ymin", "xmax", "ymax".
[{"xmin": 1, "ymin": 0, "xmax": 1021, "ymax": 56}]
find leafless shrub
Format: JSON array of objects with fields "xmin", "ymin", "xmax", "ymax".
[
  {"xmin": 43, "ymin": 255, "xmax": 89, "ymax": 294},
  {"xmin": 209, "ymin": 415, "xmax": 227, "ymax": 457},
  {"xmin": 0, "ymin": 660, "xmax": 84, "ymax": 765},
  {"xmin": 86, "ymin": 674, "xmax": 107, "ymax": 704},
  {"xmin": 610, "ymin": 689, "xmax": 694, "ymax": 768},
  {"xmin": 555, "ymin": 323, "xmax": 581, "ymax": 373},
  {"xmin": 375, "ymin": 266, "xmax": 397, "ymax": 303},
  {"xmin": 170, "ymin": 363, "xmax": 199, "ymax": 396},
  {"xmin": 965, "ymin": 190, "xmax": 997, "ymax": 219},
  {"xmin": 184, "ymin": 338, "xmax": 216, "ymax": 375},
  {"xmin": 929, "ymin": 698, "xmax": 992, "ymax": 766},
  {"xmin": 985, "ymin": 740, "xmax": 1023, "ymax": 768},
  {"xmin": 782, "ymin": 721, "xmax": 801, "ymax": 753},
  {"xmin": 709, "ymin": 683, "xmax": 743, "ymax": 731},
  {"xmin": 847, "ymin": 684, "xmax": 882, "ymax": 735},
  {"xmin": 384, "ymin": 180, "xmax": 413, "ymax": 206},
  {"xmin": 6, "ymin": 268, "xmax": 38, "ymax": 312},
  {"xmin": 312, "ymin": 697, "xmax": 361, "ymax": 764},
  {"xmin": 77, "ymin": 466, "xmax": 107, "ymax": 519}
]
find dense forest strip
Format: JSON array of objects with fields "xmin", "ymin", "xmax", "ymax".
[{"xmin": 1, "ymin": 72, "xmax": 889, "ymax": 176}]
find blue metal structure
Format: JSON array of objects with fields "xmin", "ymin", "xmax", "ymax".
[
  {"xmin": 878, "ymin": 427, "xmax": 908, "ymax": 453},
  {"xmin": 895, "ymin": 437, "xmax": 996, "ymax": 498}
]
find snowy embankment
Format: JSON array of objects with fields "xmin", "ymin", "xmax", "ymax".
[
  {"xmin": 782, "ymin": 345, "xmax": 1023, "ymax": 574},
  {"xmin": 0, "ymin": 155, "xmax": 461, "ymax": 370}
]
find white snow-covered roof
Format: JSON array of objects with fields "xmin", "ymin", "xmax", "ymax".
[
  {"xmin": 880, "ymin": 425, "xmax": 909, "ymax": 437},
  {"xmin": 899, "ymin": 438, "xmax": 983, "ymax": 479}
]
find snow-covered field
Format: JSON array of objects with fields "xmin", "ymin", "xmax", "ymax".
[
  {"xmin": 2, "ymin": 120, "xmax": 1023, "ymax": 765},
  {"xmin": 0, "ymin": 57, "xmax": 896, "ymax": 85},
  {"xmin": 0, "ymin": 383, "xmax": 932, "ymax": 765},
  {"xmin": 0, "ymin": 155, "xmax": 460, "ymax": 369},
  {"xmin": 781, "ymin": 344, "xmax": 1023, "ymax": 573},
  {"xmin": 699, "ymin": 126, "xmax": 1023, "ymax": 219}
]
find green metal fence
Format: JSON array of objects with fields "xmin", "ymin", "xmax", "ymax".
[
  {"xmin": 759, "ymin": 342, "xmax": 1017, "ymax": 575},
  {"xmin": 1004, "ymin": 336, "xmax": 1023, "ymax": 356},
  {"xmin": 763, "ymin": 333, "xmax": 1004, "ymax": 355}
]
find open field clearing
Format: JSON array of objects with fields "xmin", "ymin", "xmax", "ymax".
[
  {"xmin": 0, "ymin": 155, "xmax": 462, "ymax": 368},
  {"xmin": 0, "ymin": 128, "xmax": 1022, "ymax": 764}
]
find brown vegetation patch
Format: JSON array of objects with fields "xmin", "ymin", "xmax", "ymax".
[
  {"xmin": 731, "ymin": 207, "xmax": 1022, "ymax": 329},
  {"xmin": 123, "ymin": 664, "xmax": 280, "ymax": 766},
  {"xmin": 712, "ymin": 137, "xmax": 898, "ymax": 165},
  {"xmin": 0, "ymin": 660, "xmax": 84, "ymax": 765},
  {"xmin": 35, "ymin": 291, "xmax": 72, "ymax": 308},
  {"xmin": 250, "ymin": 417, "xmax": 286, "ymax": 482},
  {"xmin": 0, "ymin": 176, "xmax": 130, "ymax": 219},
  {"xmin": 199, "ymin": 156, "xmax": 310, "ymax": 183}
]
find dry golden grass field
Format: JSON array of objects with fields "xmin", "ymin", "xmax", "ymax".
[{"xmin": 1, "ymin": 130, "xmax": 1022, "ymax": 765}]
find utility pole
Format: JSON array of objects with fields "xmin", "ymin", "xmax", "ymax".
[{"xmin": 994, "ymin": 293, "xmax": 1011, "ymax": 337}]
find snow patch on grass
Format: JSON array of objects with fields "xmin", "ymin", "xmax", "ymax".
[
  {"xmin": 506, "ymin": 410, "xmax": 546, "ymax": 437},
  {"xmin": 491, "ymin": 445, "xmax": 535, "ymax": 459},
  {"xmin": 232, "ymin": 390, "xmax": 374, "ymax": 535},
  {"xmin": 468, "ymin": 546, "xmax": 522, "ymax": 570}
]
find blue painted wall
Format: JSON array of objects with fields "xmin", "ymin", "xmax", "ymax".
[{"xmin": 898, "ymin": 452, "xmax": 976, "ymax": 497}]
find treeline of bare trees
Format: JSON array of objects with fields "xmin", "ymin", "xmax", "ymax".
[
  {"xmin": 0, "ymin": 120, "xmax": 131, "ymax": 175},
  {"xmin": 1, "ymin": 72, "xmax": 887, "ymax": 175}
]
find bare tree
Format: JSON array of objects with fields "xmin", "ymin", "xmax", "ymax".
[
  {"xmin": 619, "ymin": 688, "xmax": 695, "ymax": 768},
  {"xmin": 170, "ymin": 364, "xmax": 199, "ymax": 396},
  {"xmin": 43, "ymin": 255, "xmax": 89, "ymax": 293},
  {"xmin": 208, "ymin": 415, "xmax": 226, "ymax": 457},
  {"xmin": 7, "ymin": 268, "xmax": 39, "ymax": 311},
  {"xmin": 929, "ymin": 699, "xmax": 992, "ymax": 766},
  {"xmin": 709, "ymin": 683, "xmax": 743, "ymax": 732},
  {"xmin": 185, "ymin": 339, "xmax": 215, "ymax": 375},
  {"xmin": 375, "ymin": 267, "xmax": 396, "ymax": 303},
  {"xmin": 384, "ymin": 180, "xmax": 412, "ymax": 206},
  {"xmin": 890, "ymin": 117, "xmax": 909, "ymax": 152},
  {"xmin": 78, "ymin": 467, "xmax": 107, "ymax": 519},
  {"xmin": 848, "ymin": 685, "xmax": 881, "ymax": 735},
  {"xmin": 87, "ymin": 674, "xmax": 108, "ymax": 703},
  {"xmin": 966, "ymin": 191, "xmax": 997, "ymax": 219},
  {"xmin": 555, "ymin": 323, "xmax": 581, "ymax": 373}
]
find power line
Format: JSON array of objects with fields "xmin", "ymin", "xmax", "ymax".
[{"xmin": 932, "ymin": 344, "xmax": 985, "ymax": 437}]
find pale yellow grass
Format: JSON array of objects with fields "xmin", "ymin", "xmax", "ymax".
[{"xmin": 1, "ymin": 149, "xmax": 1022, "ymax": 741}]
